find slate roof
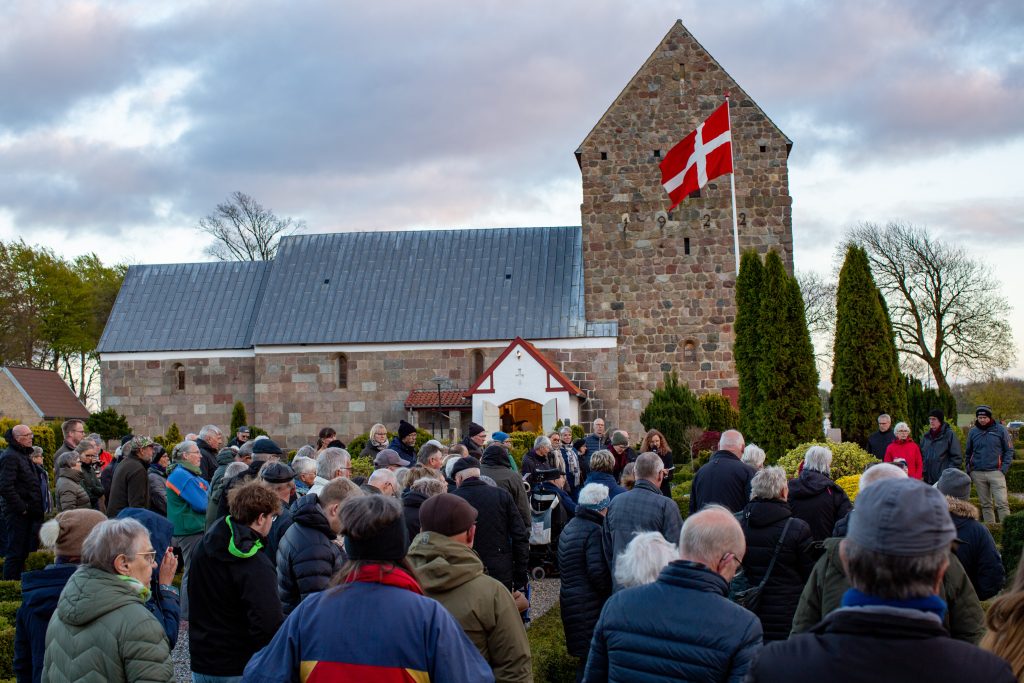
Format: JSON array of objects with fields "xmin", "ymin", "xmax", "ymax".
[
  {"xmin": 97, "ymin": 261, "xmax": 270, "ymax": 352},
  {"xmin": 2, "ymin": 366, "xmax": 90, "ymax": 420},
  {"xmin": 99, "ymin": 226, "xmax": 614, "ymax": 352}
]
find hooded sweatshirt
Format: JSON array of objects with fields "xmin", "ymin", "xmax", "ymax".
[
  {"xmin": 41, "ymin": 567, "xmax": 174, "ymax": 683},
  {"xmin": 407, "ymin": 532, "xmax": 532, "ymax": 683},
  {"xmin": 188, "ymin": 515, "xmax": 283, "ymax": 676}
]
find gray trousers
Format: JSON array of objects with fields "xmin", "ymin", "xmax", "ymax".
[
  {"xmin": 971, "ymin": 470, "xmax": 1010, "ymax": 523},
  {"xmin": 173, "ymin": 532, "xmax": 203, "ymax": 620}
]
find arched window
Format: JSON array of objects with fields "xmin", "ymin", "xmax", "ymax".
[
  {"xmin": 173, "ymin": 363, "xmax": 185, "ymax": 392},
  {"xmin": 337, "ymin": 354, "xmax": 349, "ymax": 389},
  {"xmin": 471, "ymin": 350, "xmax": 485, "ymax": 380},
  {"xmin": 683, "ymin": 340, "xmax": 698, "ymax": 365}
]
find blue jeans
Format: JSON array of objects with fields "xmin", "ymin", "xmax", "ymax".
[{"xmin": 192, "ymin": 674, "xmax": 243, "ymax": 683}]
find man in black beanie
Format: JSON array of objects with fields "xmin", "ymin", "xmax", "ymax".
[
  {"xmin": 966, "ymin": 405, "xmax": 1014, "ymax": 523},
  {"xmin": 920, "ymin": 408, "xmax": 963, "ymax": 485},
  {"xmin": 389, "ymin": 421, "xmax": 418, "ymax": 466},
  {"xmin": 461, "ymin": 422, "xmax": 487, "ymax": 458}
]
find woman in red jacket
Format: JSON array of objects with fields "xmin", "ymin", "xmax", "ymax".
[{"xmin": 885, "ymin": 421, "xmax": 924, "ymax": 479}]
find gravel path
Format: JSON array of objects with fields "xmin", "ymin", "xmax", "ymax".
[{"xmin": 170, "ymin": 578, "xmax": 562, "ymax": 681}]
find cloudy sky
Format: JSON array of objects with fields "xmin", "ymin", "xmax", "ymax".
[{"xmin": 3, "ymin": 0, "xmax": 1022, "ymax": 378}]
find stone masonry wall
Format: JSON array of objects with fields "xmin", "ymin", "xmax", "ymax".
[
  {"xmin": 579, "ymin": 21, "xmax": 794, "ymax": 429},
  {"xmin": 101, "ymin": 357, "xmax": 255, "ymax": 438},
  {"xmin": 102, "ymin": 345, "xmax": 619, "ymax": 449},
  {"xmin": 0, "ymin": 374, "xmax": 40, "ymax": 423}
]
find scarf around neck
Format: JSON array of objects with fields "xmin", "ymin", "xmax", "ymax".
[
  {"xmin": 345, "ymin": 564, "xmax": 423, "ymax": 595},
  {"xmin": 841, "ymin": 587, "xmax": 947, "ymax": 621}
]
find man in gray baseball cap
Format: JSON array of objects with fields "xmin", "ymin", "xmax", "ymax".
[{"xmin": 749, "ymin": 478, "xmax": 1014, "ymax": 682}]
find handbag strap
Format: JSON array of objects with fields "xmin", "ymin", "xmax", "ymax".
[{"xmin": 756, "ymin": 517, "xmax": 793, "ymax": 590}]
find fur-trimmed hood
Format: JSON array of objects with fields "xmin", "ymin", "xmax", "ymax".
[{"xmin": 946, "ymin": 496, "xmax": 979, "ymax": 520}]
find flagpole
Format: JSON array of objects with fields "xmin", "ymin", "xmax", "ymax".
[{"xmin": 725, "ymin": 93, "xmax": 740, "ymax": 274}]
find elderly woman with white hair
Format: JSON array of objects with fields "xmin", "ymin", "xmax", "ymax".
[
  {"xmin": 741, "ymin": 444, "xmax": 767, "ymax": 471},
  {"xmin": 42, "ymin": 518, "xmax": 175, "ymax": 682},
  {"xmin": 787, "ymin": 445, "xmax": 852, "ymax": 542},
  {"xmin": 736, "ymin": 466, "xmax": 815, "ymax": 641},
  {"xmin": 557, "ymin": 482, "xmax": 613, "ymax": 679},
  {"xmin": 613, "ymin": 532, "xmax": 677, "ymax": 590},
  {"xmin": 884, "ymin": 421, "xmax": 924, "ymax": 480}
]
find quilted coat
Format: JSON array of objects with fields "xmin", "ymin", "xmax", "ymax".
[
  {"xmin": 276, "ymin": 493, "xmax": 345, "ymax": 615},
  {"xmin": 41, "ymin": 566, "xmax": 174, "ymax": 683},
  {"xmin": 556, "ymin": 508, "xmax": 611, "ymax": 659}
]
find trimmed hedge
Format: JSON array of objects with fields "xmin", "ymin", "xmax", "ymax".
[
  {"xmin": 24, "ymin": 550, "xmax": 55, "ymax": 573},
  {"xmin": 777, "ymin": 441, "xmax": 879, "ymax": 479},
  {"xmin": 0, "ymin": 584, "xmax": 19, "ymax": 603},
  {"xmin": 0, "ymin": 625, "xmax": 12, "ymax": 680},
  {"xmin": 0, "ymin": 603, "xmax": 16, "ymax": 626},
  {"xmin": 526, "ymin": 604, "xmax": 577, "ymax": 683},
  {"xmin": 350, "ymin": 456, "xmax": 375, "ymax": 479},
  {"xmin": 1002, "ymin": 512, "xmax": 1024, "ymax": 578},
  {"xmin": 1006, "ymin": 461, "xmax": 1024, "ymax": 493},
  {"xmin": 672, "ymin": 484, "xmax": 691, "ymax": 522}
]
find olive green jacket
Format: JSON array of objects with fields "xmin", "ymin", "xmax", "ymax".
[
  {"xmin": 42, "ymin": 566, "xmax": 174, "ymax": 683},
  {"xmin": 407, "ymin": 531, "xmax": 532, "ymax": 683},
  {"xmin": 791, "ymin": 536, "xmax": 986, "ymax": 643}
]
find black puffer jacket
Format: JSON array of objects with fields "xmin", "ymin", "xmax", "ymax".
[
  {"xmin": 452, "ymin": 478, "xmax": 529, "ymax": 591},
  {"xmin": 736, "ymin": 498, "xmax": 816, "ymax": 641},
  {"xmin": 787, "ymin": 469, "xmax": 851, "ymax": 542},
  {"xmin": 0, "ymin": 430, "xmax": 44, "ymax": 520},
  {"xmin": 556, "ymin": 508, "xmax": 611, "ymax": 659},
  {"xmin": 480, "ymin": 445, "xmax": 530, "ymax": 528},
  {"xmin": 195, "ymin": 437, "xmax": 219, "ymax": 482},
  {"xmin": 276, "ymin": 494, "xmax": 344, "ymax": 615},
  {"xmin": 402, "ymin": 487, "xmax": 429, "ymax": 545},
  {"xmin": 948, "ymin": 496, "xmax": 1005, "ymax": 600}
]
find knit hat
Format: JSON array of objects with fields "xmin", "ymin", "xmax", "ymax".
[
  {"xmin": 450, "ymin": 456, "xmax": 482, "ymax": 479},
  {"xmin": 374, "ymin": 449, "xmax": 404, "ymax": 468},
  {"xmin": 53, "ymin": 509, "xmax": 107, "ymax": 559},
  {"xmin": 398, "ymin": 420, "xmax": 417, "ymax": 439},
  {"xmin": 928, "ymin": 409, "xmax": 945, "ymax": 423},
  {"xmin": 611, "ymin": 431, "xmax": 629, "ymax": 447},
  {"xmin": 467, "ymin": 422, "xmax": 486, "ymax": 438},
  {"xmin": 935, "ymin": 468, "xmax": 972, "ymax": 501},
  {"xmin": 491, "ymin": 431, "xmax": 510, "ymax": 443},
  {"xmin": 260, "ymin": 462, "xmax": 294, "ymax": 484},
  {"xmin": 976, "ymin": 405, "xmax": 993, "ymax": 419},
  {"xmin": 419, "ymin": 493, "xmax": 478, "ymax": 536},
  {"xmin": 252, "ymin": 438, "xmax": 284, "ymax": 455},
  {"xmin": 848, "ymin": 478, "xmax": 956, "ymax": 556}
]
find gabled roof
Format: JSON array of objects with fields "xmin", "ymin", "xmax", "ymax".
[
  {"xmin": 466, "ymin": 337, "xmax": 584, "ymax": 397},
  {"xmin": 575, "ymin": 20, "xmax": 792, "ymax": 163},
  {"xmin": 252, "ymin": 226, "xmax": 589, "ymax": 345},
  {"xmin": 97, "ymin": 261, "xmax": 270, "ymax": 353},
  {"xmin": 99, "ymin": 228, "xmax": 616, "ymax": 353},
  {"xmin": 2, "ymin": 367, "xmax": 89, "ymax": 420}
]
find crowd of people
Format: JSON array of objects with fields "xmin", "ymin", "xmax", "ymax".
[{"xmin": 0, "ymin": 405, "xmax": 1021, "ymax": 682}]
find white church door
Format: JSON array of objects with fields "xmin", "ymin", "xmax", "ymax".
[
  {"xmin": 482, "ymin": 400, "xmax": 500, "ymax": 433},
  {"xmin": 542, "ymin": 398, "xmax": 558, "ymax": 433}
]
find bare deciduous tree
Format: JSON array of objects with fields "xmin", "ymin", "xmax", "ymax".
[
  {"xmin": 849, "ymin": 221, "xmax": 1016, "ymax": 393},
  {"xmin": 797, "ymin": 270, "xmax": 837, "ymax": 376},
  {"xmin": 197, "ymin": 192, "xmax": 304, "ymax": 261}
]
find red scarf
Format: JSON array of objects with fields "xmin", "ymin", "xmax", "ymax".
[{"xmin": 344, "ymin": 563, "xmax": 423, "ymax": 595}]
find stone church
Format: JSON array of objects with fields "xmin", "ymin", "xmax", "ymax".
[{"xmin": 98, "ymin": 20, "xmax": 793, "ymax": 448}]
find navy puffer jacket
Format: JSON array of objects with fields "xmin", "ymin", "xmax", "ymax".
[
  {"xmin": 948, "ymin": 496, "xmax": 1005, "ymax": 600},
  {"xmin": 736, "ymin": 499, "xmax": 816, "ymax": 641},
  {"xmin": 584, "ymin": 560, "xmax": 762, "ymax": 682},
  {"xmin": 557, "ymin": 508, "xmax": 611, "ymax": 659},
  {"xmin": 787, "ymin": 469, "xmax": 851, "ymax": 542},
  {"xmin": 276, "ymin": 494, "xmax": 344, "ymax": 615}
]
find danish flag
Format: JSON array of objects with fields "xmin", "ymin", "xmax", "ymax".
[{"xmin": 659, "ymin": 101, "xmax": 733, "ymax": 210}]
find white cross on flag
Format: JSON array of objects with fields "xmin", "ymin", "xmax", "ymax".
[{"xmin": 659, "ymin": 101, "xmax": 733, "ymax": 210}]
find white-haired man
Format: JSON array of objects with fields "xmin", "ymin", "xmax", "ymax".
[
  {"xmin": 690, "ymin": 429, "xmax": 754, "ymax": 514},
  {"xmin": 584, "ymin": 505, "xmax": 762, "ymax": 681},
  {"xmin": 309, "ymin": 447, "xmax": 351, "ymax": 497},
  {"xmin": 604, "ymin": 452, "xmax": 682, "ymax": 591}
]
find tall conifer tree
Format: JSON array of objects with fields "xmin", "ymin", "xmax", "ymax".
[
  {"xmin": 831, "ymin": 245, "xmax": 904, "ymax": 446},
  {"xmin": 755, "ymin": 251, "xmax": 823, "ymax": 460},
  {"xmin": 735, "ymin": 250, "xmax": 764, "ymax": 442}
]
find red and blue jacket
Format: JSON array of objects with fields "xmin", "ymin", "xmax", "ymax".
[{"xmin": 242, "ymin": 567, "xmax": 494, "ymax": 683}]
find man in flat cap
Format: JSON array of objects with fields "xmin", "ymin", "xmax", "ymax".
[
  {"xmin": 407, "ymin": 494, "xmax": 532, "ymax": 682},
  {"xmin": 749, "ymin": 478, "xmax": 1014, "ymax": 682}
]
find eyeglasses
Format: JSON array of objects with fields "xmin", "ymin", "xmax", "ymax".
[{"xmin": 721, "ymin": 552, "xmax": 743, "ymax": 571}]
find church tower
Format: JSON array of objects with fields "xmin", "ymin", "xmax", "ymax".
[{"xmin": 577, "ymin": 20, "xmax": 794, "ymax": 428}]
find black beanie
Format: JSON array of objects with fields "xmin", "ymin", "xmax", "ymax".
[
  {"xmin": 398, "ymin": 420, "xmax": 417, "ymax": 439},
  {"xmin": 976, "ymin": 405, "xmax": 993, "ymax": 419},
  {"xmin": 928, "ymin": 409, "xmax": 945, "ymax": 424},
  {"xmin": 467, "ymin": 422, "xmax": 485, "ymax": 438}
]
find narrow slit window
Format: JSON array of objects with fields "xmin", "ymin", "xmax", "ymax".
[
  {"xmin": 337, "ymin": 354, "xmax": 348, "ymax": 389},
  {"xmin": 173, "ymin": 363, "xmax": 185, "ymax": 392},
  {"xmin": 600, "ymin": 151, "xmax": 608, "ymax": 160},
  {"xmin": 684, "ymin": 237, "xmax": 691, "ymax": 255}
]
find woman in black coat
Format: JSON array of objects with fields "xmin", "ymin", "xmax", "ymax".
[
  {"xmin": 787, "ymin": 446, "xmax": 852, "ymax": 542},
  {"xmin": 737, "ymin": 466, "xmax": 816, "ymax": 641},
  {"xmin": 556, "ymin": 482, "xmax": 612, "ymax": 678}
]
